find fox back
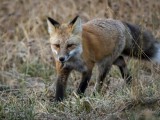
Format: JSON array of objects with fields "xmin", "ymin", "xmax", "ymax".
[{"xmin": 82, "ymin": 18, "xmax": 130, "ymax": 62}]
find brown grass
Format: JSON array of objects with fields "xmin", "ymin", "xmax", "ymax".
[{"xmin": 0, "ymin": 0, "xmax": 160, "ymax": 119}]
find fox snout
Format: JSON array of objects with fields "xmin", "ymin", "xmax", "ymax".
[
  {"xmin": 58, "ymin": 55, "xmax": 69, "ymax": 63},
  {"xmin": 59, "ymin": 56, "xmax": 65, "ymax": 62},
  {"xmin": 54, "ymin": 45, "xmax": 83, "ymax": 63}
]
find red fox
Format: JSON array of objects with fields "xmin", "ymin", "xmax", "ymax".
[{"xmin": 47, "ymin": 16, "xmax": 160, "ymax": 101}]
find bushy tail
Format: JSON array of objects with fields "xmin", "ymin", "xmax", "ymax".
[{"xmin": 122, "ymin": 22, "xmax": 160, "ymax": 64}]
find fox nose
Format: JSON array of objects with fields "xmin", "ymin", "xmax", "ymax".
[{"xmin": 59, "ymin": 57, "xmax": 65, "ymax": 62}]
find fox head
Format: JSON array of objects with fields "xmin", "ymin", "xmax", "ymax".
[{"xmin": 47, "ymin": 16, "xmax": 83, "ymax": 63}]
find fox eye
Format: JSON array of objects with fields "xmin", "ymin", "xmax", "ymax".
[
  {"xmin": 67, "ymin": 44, "xmax": 75, "ymax": 48},
  {"xmin": 53, "ymin": 44, "xmax": 60, "ymax": 48}
]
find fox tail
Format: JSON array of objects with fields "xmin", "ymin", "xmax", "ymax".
[{"xmin": 123, "ymin": 22, "xmax": 160, "ymax": 64}]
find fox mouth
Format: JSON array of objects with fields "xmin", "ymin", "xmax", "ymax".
[
  {"xmin": 59, "ymin": 61, "xmax": 66, "ymax": 69},
  {"xmin": 61, "ymin": 61, "xmax": 70, "ymax": 69},
  {"xmin": 60, "ymin": 61, "xmax": 65, "ymax": 65}
]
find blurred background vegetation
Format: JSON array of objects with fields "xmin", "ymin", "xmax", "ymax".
[{"xmin": 0, "ymin": 0, "xmax": 160, "ymax": 119}]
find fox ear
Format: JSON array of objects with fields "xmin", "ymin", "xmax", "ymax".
[
  {"xmin": 47, "ymin": 17, "xmax": 60, "ymax": 34},
  {"xmin": 69, "ymin": 16, "xmax": 82, "ymax": 34}
]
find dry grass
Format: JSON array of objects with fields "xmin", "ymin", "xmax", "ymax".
[{"xmin": 0, "ymin": 0, "xmax": 160, "ymax": 119}]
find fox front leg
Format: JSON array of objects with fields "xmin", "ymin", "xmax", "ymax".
[
  {"xmin": 77, "ymin": 63, "xmax": 94, "ymax": 96},
  {"xmin": 55, "ymin": 73, "xmax": 69, "ymax": 101},
  {"xmin": 77, "ymin": 71, "xmax": 92, "ymax": 96},
  {"xmin": 55, "ymin": 62, "xmax": 72, "ymax": 101}
]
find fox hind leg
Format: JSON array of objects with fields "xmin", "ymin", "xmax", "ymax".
[
  {"xmin": 113, "ymin": 56, "xmax": 132, "ymax": 84},
  {"xmin": 94, "ymin": 59, "xmax": 112, "ymax": 93}
]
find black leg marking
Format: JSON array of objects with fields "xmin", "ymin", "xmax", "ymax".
[
  {"xmin": 55, "ymin": 69, "xmax": 71, "ymax": 101},
  {"xmin": 94, "ymin": 60, "xmax": 112, "ymax": 93},
  {"xmin": 77, "ymin": 71, "xmax": 92, "ymax": 96},
  {"xmin": 114, "ymin": 56, "xmax": 132, "ymax": 84}
]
